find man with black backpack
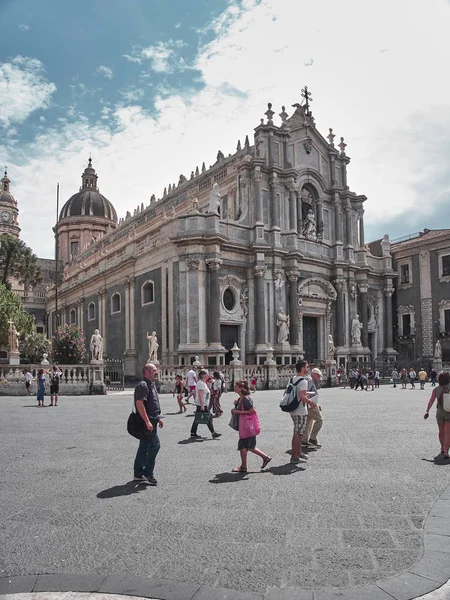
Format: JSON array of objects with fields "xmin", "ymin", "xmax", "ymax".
[
  {"xmin": 288, "ymin": 360, "xmax": 315, "ymax": 464},
  {"xmin": 133, "ymin": 363, "xmax": 164, "ymax": 486}
]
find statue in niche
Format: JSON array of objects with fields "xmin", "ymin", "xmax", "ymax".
[
  {"xmin": 351, "ymin": 314, "xmax": 363, "ymax": 346},
  {"xmin": 435, "ymin": 339, "xmax": 442, "ymax": 360},
  {"xmin": 328, "ymin": 333, "xmax": 335, "ymax": 358},
  {"xmin": 300, "ymin": 188, "xmax": 313, "ymax": 204},
  {"xmin": 208, "ymin": 182, "xmax": 221, "ymax": 214},
  {"xmin": 147, "ymin": 331, "xmax": 159, "ymax": 362},
  {"xmin": 303, "ymin": 208, "xmax": 317, "ymax": 240},
  {"xmin": 276, "ymin": 307, "xmax": 290, "ymax": 343},
  {"xmin": 90, "ymin": 329, "xmax": 103, "ymax": 361}
]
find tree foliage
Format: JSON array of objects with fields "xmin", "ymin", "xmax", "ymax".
[
  {"xmin": 0, "ymin": 234, "xmax": 42, "ymax": 288},
  {"xmin": 52, "ymin": 324, "xmax": 87, "ymax": 364},
  {"xmin": 21, "ymin": 332, "xmax": 51, "ymax": 363},
  {"xmin": 0, "ymin": 283, "xmax": 34, "ymax": 346}
]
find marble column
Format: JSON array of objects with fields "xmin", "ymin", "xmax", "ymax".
[
  {"xmin": 288, "ymin": 186, "xmax": 297, "ymax": 232},
  {"xmin": 335, "ymin": 279, "xmax": 345, "ymax": 347},
  {"xmin": 129, "ymin": 278, "xmax": 135, "ymax": 353},
  {"xmin": 254, "ymin": 169, "xmax": 263, "ymax": 223},
  {"xmin": 359, "ymin": 211, "xmax": 365, "ymax": 247},
  {"xmin": 124, "ymin": 277, "xmax": 131, "ymax": 349},
  {"xmin": 384, "ymin": 287, "xmax": 394, "ymax": 350},
  {"xmin": 345, "ymin": 208, "xmax": 353, "ymax": 247},
  {"xmin": 254, "ymin": 265, "xmax": 267, "ymax": 347},
  {"xmin": 206, "ymin": 258, "xmax": 222, "ymax": 345},
  {"xmin": 270, "ymin": 178, "xmax": 281, "ymax": 228},
  {"xmin": 296, "ymin": 191, "xmax": 303, "ymax": 234},
  {"xmin": 317, "ymin": 201, "xmax": 324, "ymax": 239},
  {"xmin": 287, "ymin": 270, "xmax": 299, "ymax": 346},
  {"xmin": 359, "ymin": 284, "xmax": 369, "ymax": 348}
]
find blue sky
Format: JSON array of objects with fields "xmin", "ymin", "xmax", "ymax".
[{"xmin": 1, "ymin": 0, "xmax": 450, "ymax": 257}]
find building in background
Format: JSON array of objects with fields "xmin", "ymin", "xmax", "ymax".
[{"xmin": 46, "ymin": 92, "xmax": 397, "ymax": 375}]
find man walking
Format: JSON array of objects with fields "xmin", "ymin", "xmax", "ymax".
[
  {"xmin": 289, "ymin": 360, "xmax": 314, "ymax": 464},
  {"xmin": 133, "ymin": 363, "xmax": 164, "ymax": 486},
  {"xmin": 185, "ymin": 366, "xmax": 197, "ymax": 404},
  {"xmin": 391, "ymin": 368, "xmax": 399, "ymax": 388},
  {"xmin": 409, "ymin": 368, "xmax": 417, "ymax": 389},
  {"xmin": 418, "ymin": 368, "xmax": 427, "ymax": 390},
  {"xmin": 304, "ymin": 368, "xmax": 323, "ymax": 448},
  {"xmin": 374, "ymin": 369, "xmax": 380, "ymax": 388}
]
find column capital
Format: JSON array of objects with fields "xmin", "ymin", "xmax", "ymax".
[
  {"xmin": 334, "ymin": 278, "xmax": 345, "ymax": 291},
  {"xmin": 384, "ymin": 287, "xmax": 394, "ymax": 297},
  {"xmin": 124, "ymin": 276, "xmax": 135, "ymax": 288},
  {"xmin": 358, "ymin": 284, "xmax": 368, "ymax": 294},
  {"xmin": 254, "ymin": 265, "xmax": 267, "ymax": 278},
  {"xmin": 97, "ymin": 287, "xmax": 106, "ymax": 298},
  {"xmin": 253, "ymin": 167, "xmax": 263, "ymax": 182},
  {"xmin": 206, "ymin": 258, "xmax": 222, "ymax": 271},
  {"xmin": 186, "ymin": 258, "xmax": 200, "ymax": 270},
  {"xmin": 286, "ymin": 269, "xmax": 300, "ymax": 282},
  {"xmin": 269, "ymin": 177, "xmax": 281, "ymax": 189},
  {"xmin": 77, "ymin": 297, "xmax": 85, "ymax": 306}
]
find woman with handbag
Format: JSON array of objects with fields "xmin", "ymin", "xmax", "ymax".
[
  {"xmin": 232, "ymin": 379, "xmax": 271, "ymax": 473},
  {"xmin": 190, "ymin": 370, "xmax": 221, "ymax": 439},
  {"xmin": 424, "ymin": 371, "xmax": 450, "ymax": 460}
]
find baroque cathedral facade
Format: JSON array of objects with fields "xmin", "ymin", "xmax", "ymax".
[{"xmin": 40, "ymin": 93, "xmax": 397, "ymax": 375}]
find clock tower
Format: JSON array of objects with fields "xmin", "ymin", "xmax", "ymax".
[{"xmin": 0, "ymin": 168, "xmax": 20, "ymax": 238}]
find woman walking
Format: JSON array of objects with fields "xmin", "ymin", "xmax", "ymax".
[
  {"xmin": 424, "ymin": 371, "xmax": 450, "ymax": 460},
  {"xmin": 37, "ymin": 368, "xmax": 46, "ymax": 407},
  {"xmin": 231, "ymin": 379, "xmax": 271, "ymax": 473},
  {"xmin": 190, "ymin": 370, "xmax": 221, "ymax": 439},
  {"xmin": 173, "ymin": 374, "xmax": 187, "ymax": 413},
  {"xmin": 210, "ymin": 371, "xmax": 223, "ymax": 417}
]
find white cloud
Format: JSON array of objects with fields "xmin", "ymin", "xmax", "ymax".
[
  {"xmin": 5, "ymin": 0, "xmax": 450, "ymax": 256},
  {"xmin": 124, "ymin": 39, "xmax": 186, "ymax": 73},
  {"xmin": 119, "ymin": 87, "xmax": 145, "ymax": 103},
  {"xmin": 0, "ymin": 56, "xmax": 56, "ymax": 128},
  {"xmin": 96, "ymin": 65, "xmax": 114, "ymax": 79},
  {"xmin": 18, "ymin": 23, "xmax": 31, "ymax": 31}
]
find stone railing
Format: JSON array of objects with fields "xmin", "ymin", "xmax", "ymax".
[
  {"xmin": 0, "ymin": 364, "xmax": 94, "ymax": 396},
  {"xmin": 155, "ymin": 362, "xmax": 327, "ymax": 394}
]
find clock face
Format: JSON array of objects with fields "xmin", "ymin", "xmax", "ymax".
[{"xmin": 1, "ymin": 211, "xmax": 11, "ymax": 223}]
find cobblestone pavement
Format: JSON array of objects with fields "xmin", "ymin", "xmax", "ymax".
[{"xmin": 1, "ymin": 385, "xmax": 450, "ymax": 598}]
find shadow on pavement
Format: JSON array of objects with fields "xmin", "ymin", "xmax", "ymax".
[
  {"xmin": 178, "ymin": 437, "xmax": 213, "ymax": 444},
  {"xmin": 22, "ymin": 405, "xmax": 40, "ymax": 408},
  {"xmin": 97, "ymin": 481, "xmax": 148, "ymax": 498},
  {"xmin": 209, "ymin": 472, "xmax": 249, "ymax": 483},
  {"xmin": 264, "ymin": 463, "xmax": 306, "ymax": 475}
]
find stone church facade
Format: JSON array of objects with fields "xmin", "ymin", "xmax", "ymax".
[{"xmin": 44, "ymin": 96, "xmax": 396, "ymax": 375}]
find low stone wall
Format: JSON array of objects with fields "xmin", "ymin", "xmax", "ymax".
[{"xmin": 0, "ymin": 365, "xmax": 95, "ymax": 396}]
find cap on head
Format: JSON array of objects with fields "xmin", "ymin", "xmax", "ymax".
[{"xmin": 311, "ymin": 368, "xmax": 322, "ymax": 378}]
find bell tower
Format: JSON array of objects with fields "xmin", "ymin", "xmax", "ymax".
[{"xmin": 0, "ymin": 168, "xmax": 20, "ymax": 238}]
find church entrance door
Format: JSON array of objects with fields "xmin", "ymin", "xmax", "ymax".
[
  {"xmin": 221, "ymin": 324, "xmax": 239, "ymax": 365},
  {"xmin": 303, "ymin": 317, "xmax": 318, "ymax": 362}
]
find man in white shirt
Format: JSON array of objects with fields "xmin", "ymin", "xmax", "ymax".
[
  {"xmin": 24, "ymin": 370, "xmax": 33, "ymax": 396},
  {"xmin": 185, "ymin": 367, "xmax": 197, "ymax": 403},
  {"xmin": 190, "ymin": 370, "xmax": 221, "ymax": 439},
  {"xmin": 374, "ymin": 370, "xmax": 380, "ymax": 388},
  {"xmin": 304, "ymin": 368, "xmax": 323, "ymax": 448},
  {"xmin": 290, "ymin": 360, "xmax": 316, "ymax": 464}
]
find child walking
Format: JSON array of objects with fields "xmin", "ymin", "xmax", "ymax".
[{"xmin": 173, "ymin": 374, "xmax": 187, "ymax": 413}]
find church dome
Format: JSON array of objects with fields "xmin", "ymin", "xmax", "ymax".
[
  {"xmin": 0, "ymin": 169, "xmax": 17, "ymax": 206},
  {"xmin": 59, "ymin": 158, "xmax": 117, "ymax": 223}
]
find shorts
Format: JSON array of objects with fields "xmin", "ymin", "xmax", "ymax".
[
  {"xmin": 291, "ymin": 414, "xmax": 307, "ymax": 435},
  {"xmin": 238, "ymin": 436, "xmax": 257, "ymax": 450},
  {"xmin": 436, "ymin": 406, "xmax": 450, "ymax": 425},
  {"xmin": 189, "ymin": 385, "xmax": 196, "ymax": 393},
  {"xmin": 50, "ymin": 384, "xmax": 59, "ymax": 395},
  {"xmin": 25, "ymin": 382, "xmax": 30, "ymax": 389}
]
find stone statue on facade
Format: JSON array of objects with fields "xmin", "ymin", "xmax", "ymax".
[
  {"xmin": 8, "ymin": 320, "xmax": 19, "ymax": 352},
  {"xmin": 435, "ymin": 339, "xmax": 442, "ymax": 360},
  {"xmin": 208, "ymin": 182, "xmax": 221, "ymax": 214},
  {"xmin": 351, "ymin": 315, "xmax": 363, "ymax": 346},
  {"xmin": 191, "ymin": 197, "xmax": 199, "ymax": 213},
  {"xmin": 381, "ymin": 234, "xmax": 391, "ymax": 256},
  {"xmin": 147, "ymin": 331, "xmax": 159, "ymax": 362},
  {"xmin": 328, "ymin": 334, "xmax": 335, "ymax": 358},
  {"xmin": 90, "ymin": 329, "xmax": 104, "ymax": 362},
  {"xmin": 276, "ymin": 307, "xmax": 290, "ymax": 343},
  {"xmin": 303, "ymin": 208, "xmax": 317, "ymax": 241}
]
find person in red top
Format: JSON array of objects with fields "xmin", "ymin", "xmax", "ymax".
[{"xmin": 424, "ymin": 371, "xmax": 450, "ymax": 461}]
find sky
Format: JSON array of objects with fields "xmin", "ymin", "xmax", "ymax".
[{"xmin": 1, "ymin": 0, "xmax": 450, "ymax": 258}]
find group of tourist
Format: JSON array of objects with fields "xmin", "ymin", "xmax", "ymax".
[
  {"xmin": 339, "ymin": 366, "xmax": 438, "ymax": 391},
  {"xmin": 24, "ymin": 366, "xmax": 63, "ymax": 406},
  {"xmin": 132, "ymin": 359, "xmax": 324, "ymax": 485}
]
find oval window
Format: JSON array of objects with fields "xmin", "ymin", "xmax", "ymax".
[{"xmin": 223, "ymin": 288, "xmax": 235, "ymax": 311}]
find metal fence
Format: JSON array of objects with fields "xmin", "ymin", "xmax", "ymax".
[{"xmin": 104, "ymin": 358, "xmax": 124, "ymax": 391}]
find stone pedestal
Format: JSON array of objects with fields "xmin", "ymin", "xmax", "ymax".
[
  {"xmin": 90, "ymin": 360, "xmax": 106, "ymax": 395},
  {"xmin": 326, "ymin": 359, "xmax": 337, "ymax": 386},
  {"xmin": 123, "ymin": 350, "xmax": 137, "ymax": 377},
  {"xmin": 9, "ymin": 351, "xmax": 20, "ymax": 366},
  {"xmin": 434, "ymin": 359, "xmax": 443, "ymax": 373}
]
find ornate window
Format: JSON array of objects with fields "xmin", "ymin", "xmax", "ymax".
[
  {"xmin": 438, "ymin": 300, "xmax": 450, "ymax": 333},
  {"xmin": 70, "ymin": 309, "xmax": 76, "ymax": 324},
  {"xmin": 223, "ymin": 288, "xmax": 236, "ymax": 312},
  {"xmin": 398, "ymin": 259, "xmax": 413, "ymax": 287},
  {"xmin": 439, "ymin": 252, "xmax": 450, "ymax": 280},
  {"xmin": 111, "ymin": 292, "xmax": 121, "ymax": 314},
  {"xmin": 397, "ymin": 305, "xmax": 415, "ymax": 337},
  {"xmin": 88, "ymin": 302, "xmax": 96, "ymax": 321},
  {"xmin": 141, "ymin": 280, "xmax": 155, "ymax": 306}
]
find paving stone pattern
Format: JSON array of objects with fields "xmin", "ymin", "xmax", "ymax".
[{"xmin": 1, "ymin": 385, "xmax": 450, "ymax": 598}]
